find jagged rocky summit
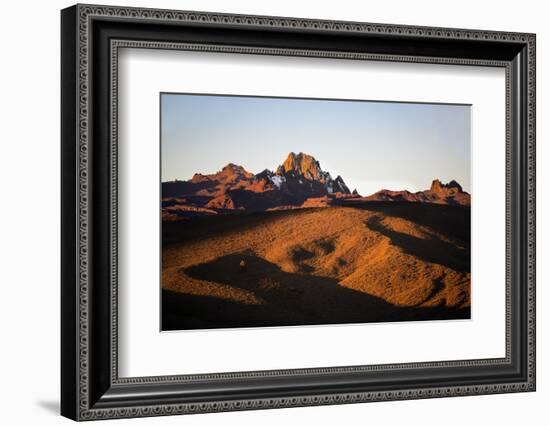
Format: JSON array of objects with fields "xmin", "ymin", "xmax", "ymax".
[
  {"xmin": 162, "ymin": 152, "xmax": 353, "ymax": 217},
  {"xmin": 162, "ymin": 152, "xmax": 469, "ymax": 220}
]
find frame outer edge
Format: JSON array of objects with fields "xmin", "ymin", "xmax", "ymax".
[
  {"xmin": 527, "ymin": 33, "xmax": 536, "ymax": 390},
  {"xmin": 76, "ymin": 2, "xmax": 91, "ymax": 420},
  {"xmin": 61, "ymin": 4, "xmax": 80, "ymax": 422},
  {"xmin": 67, "ymin": 4, "xmax": 536, "ymax": 421}
]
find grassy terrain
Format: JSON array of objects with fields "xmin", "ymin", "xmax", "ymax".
[{"xmin": 162, "ymin": 202, "xmax": 470, "ymax": 330}]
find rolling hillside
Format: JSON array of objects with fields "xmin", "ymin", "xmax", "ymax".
[{"xmin": 162, "ymin": 201, "xmax": 470, "ymax": 330}]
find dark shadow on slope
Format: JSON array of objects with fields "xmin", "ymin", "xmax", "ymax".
[
  {"xmin": 162, "ymin": 208, "xmax": 316, "ymax": 246},
  {"xmin": 162, "ymin": 180, "xmax": 219, "ymax": 197},
  {"xmin": 415, "ymin": 276, "xmax": 446, "ymax": 307},
  {"xmin": 339, "ymin": 201, "xmax": 470, "ymax": 245},
  {"xmin": 162, "ymin": 252, "xmax": 470, "ymax": 331},
  {"xmin": 366, "ymin": 216, "xmax": 470, "ymax": 273}
]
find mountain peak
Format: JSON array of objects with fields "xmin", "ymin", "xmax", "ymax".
[
  {"xmin": 332, "ymin": 175, "xmax": 351, "ymax": 195},
  {"xmin": 430, "ymin": 179, "xmax": 464, "ymax": 194},
  {"xmin": 223, "ymin": 163, "xmax": 245, "ymax": 172},
  {"xmin": 163, "ymin": 153, "xmax": 353, "ymax": 215},
  {"xmin": 220, "ymin": 163, "xmax": 254, "ymax": 178},
  {"xmin": 274, "ymin": 152, "xmax": 350, "ymax": 195},
  {"xmin": 280, "ymin": 152, "xmax": 324, "ymax": 179}
]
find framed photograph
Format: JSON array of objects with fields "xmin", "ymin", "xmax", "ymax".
[
  {"xmin": 61, "ymin": 4, "xmax": 536, "ymax": 421},
  {"xmin": 160, "ymin": 94, "xmax": 473, "ymax": 330}
]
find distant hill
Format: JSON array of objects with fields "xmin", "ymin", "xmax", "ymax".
[{"xmin": 360, "ymin": 179, "xmax": 470, "ymax": 206}]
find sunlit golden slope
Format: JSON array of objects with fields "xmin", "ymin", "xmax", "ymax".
[{"xmin": 162, "ymin": 202, "xmax": 470, "ymax": 329}]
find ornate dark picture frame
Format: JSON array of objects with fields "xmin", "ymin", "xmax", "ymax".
[{"xmin": 61, "ymin": 4, "xmax": 536, "ymax": 421}]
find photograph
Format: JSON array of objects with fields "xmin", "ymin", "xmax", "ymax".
[{"xmin": 160, "ymin": 93, "xmax": 472, "ymax": 331}]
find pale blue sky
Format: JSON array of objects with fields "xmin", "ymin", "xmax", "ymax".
[{"xmin": 161, "ymin": 93, "xmax": 471, "ymax": 195}]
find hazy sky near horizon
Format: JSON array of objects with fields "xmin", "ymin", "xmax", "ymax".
[{"xmin": 161, "ymin": 93, "xmax": 471, "ymax": 195}]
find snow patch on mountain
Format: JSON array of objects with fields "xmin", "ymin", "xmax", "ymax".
[{"xmin": 270, "ymin": 175, "xmax": 286, "ymax": 189}]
